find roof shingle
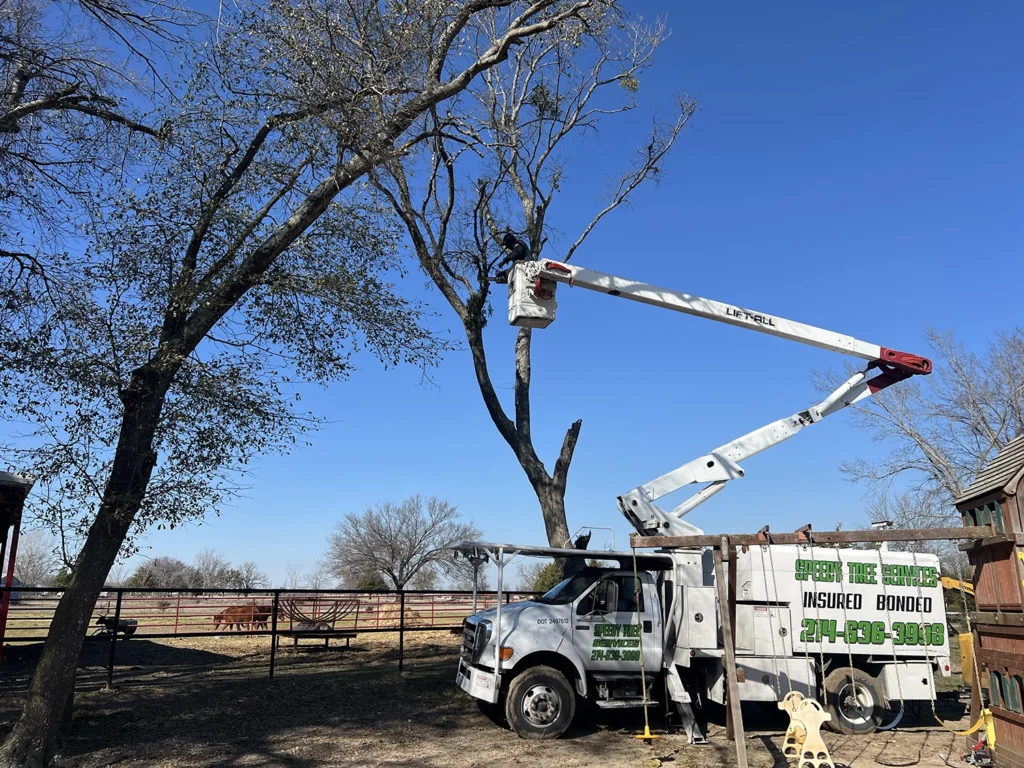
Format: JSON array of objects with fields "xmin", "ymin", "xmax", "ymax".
[{"xmin": 955, "ymin": 435, "xmax": 1024, "ymax": 505}]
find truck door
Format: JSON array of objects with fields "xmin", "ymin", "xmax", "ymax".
[{"xmin": 572, "ymin": 573, "xmax": 662, "ymax": 674}]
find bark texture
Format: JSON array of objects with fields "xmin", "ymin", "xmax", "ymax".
[{"xmin": 0, "ymin": 369, "xmax": 167, "ymax": 767}]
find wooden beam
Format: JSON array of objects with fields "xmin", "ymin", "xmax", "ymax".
[
  {"xmin": 974, "ymin": 612, "xmax": 1024, "ymax": 628},
  {"xmin": 714, "ymin": 536, "xmax": 748, "ymax": 768},
  {"xmin": 631, "ymin": 526, "xmax": 994, "ymax": 550}
]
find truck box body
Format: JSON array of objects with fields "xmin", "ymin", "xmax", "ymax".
[{"xmin": 731, "ymin": 545, "xmax": 949, "ymax": 662}]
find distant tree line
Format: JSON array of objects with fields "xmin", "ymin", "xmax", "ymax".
[
  {"xmin": 122, "ymin": 550, "xmax": 270, "ymax": 591},
  {"xmin": 92, "ymin": 494, "xmax": 485, "ymax": 592}
]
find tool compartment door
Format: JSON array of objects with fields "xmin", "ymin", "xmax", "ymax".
[
  {"xmin": 735, "ymin": 605, "xmax": 793, "ymax": 656},
  {"xmin": 677, "ymin": 586, "xmax": 717, "ymax": 650}
]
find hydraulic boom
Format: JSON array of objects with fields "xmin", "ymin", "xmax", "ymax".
[{"xmin": 507, "ymin": 258, "xmax": 931, "ymax": 537}]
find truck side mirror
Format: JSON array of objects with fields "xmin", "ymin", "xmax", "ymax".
[{"xmin": 602, "ymin": 581, "xmax": 619, "ymax": 614}]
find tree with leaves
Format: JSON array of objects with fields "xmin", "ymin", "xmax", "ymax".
[
  {"xmin": 124, "ymin": 556, "xmax": 192, "ymax": 588},
  {"xmin": 0, "ymin": 2, "xmax": 603, "ymax": 763},
  {"xmin": 0, "ymin": 0, "xmax": 182, "ymax": 270},
  {"xmin": 343, "ymin": 569, "xmax": 388, "ymax": 591},
  {"xmin": 325, "ymin": 495, "xmax": 481, "ymax": 590},
  {"xmin": 372, "ymin": 10, "xmax": 694, "ymax": 557},
  {"xmin": 518, "ymin": 559, "xmax": 562, "ymax": 592}
]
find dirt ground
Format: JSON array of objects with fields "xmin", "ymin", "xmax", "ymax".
[{"xmin": 0, "ymin": 631, "xmax": 977, "ymax": 768}]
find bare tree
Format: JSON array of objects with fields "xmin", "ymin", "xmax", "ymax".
[
  {"xmin": 373, "ymin": 11, "xmax": 694, "ymax": 555},
  {"xmin": 326, "ymin": 495, "xmax": 482, "ymax": 590},
  {"xmin": 306, "ymin": 560, "xmax": 333, "ymax": 591},
  {"xmin": 824, "ymin": 327, "xmax": 1024, "ymax": 565},
  {"xmin": 283, "ymin": 562, "xmax": 305, "ymax": 590},
  {"xmin": 7, "ymin": 531, "xmax": 57, "ymax": 587},
  {"xmin": 450, "ymin": 568, "xmax": 490, "ymax": 591},
  {"xmin": 0, "ymin": 3, "xmax": 602, "ymax": 763},
  {"xmin": 103, "ymin": 562, "xmax": 128, "ymax": 587},
  {"xmin": 191, "ymin": 549, "xmax": 232, "ymax": 590},
  {"xmin": 233, "ymin": 561, "xmax": 268, "ymax": 591}
]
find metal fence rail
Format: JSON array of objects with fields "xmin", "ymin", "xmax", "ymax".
[{"xmin": 0, "ymin": 586, "xmax": 540, "ymax": 682}]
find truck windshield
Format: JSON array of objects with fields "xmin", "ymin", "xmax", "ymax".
[{"xmin": 534, "ymin": 568, "xmax": 599, "ymax": 605}]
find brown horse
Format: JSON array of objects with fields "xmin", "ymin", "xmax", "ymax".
[
  {"xmin": 250, "ymin": 605, "xmax": 273, "ymax": 631},
  {"xmin": 213, "ymin": 605, "xmax": 256, "ymax": 631}
]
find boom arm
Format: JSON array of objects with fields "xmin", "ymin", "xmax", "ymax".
[
  {"xmin": 617, "ymin": 366, "xmax": 913, "ymax": 537},
  {"xmin": 507, "ymin": 259, "xmax": 932, "ymax": 537},
  {"xmin": 509, "ymin": 259, "xmax": 930, "ymax": 375}
]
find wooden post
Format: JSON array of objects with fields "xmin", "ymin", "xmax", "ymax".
[
  {"xmin": 726, "ymin": 542, "xmax": 739, "ymax": 739},
  {"xmin": 715, "ymin": 537, "xmax": 748, "ymax": 768}
]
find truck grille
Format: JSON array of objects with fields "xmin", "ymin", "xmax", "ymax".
[{"xmin": 461, "ymin": 619, "xmax": 489, "ymax": 663}]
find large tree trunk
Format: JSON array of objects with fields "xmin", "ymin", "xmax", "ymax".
[
  {"xmin": 461, "ymin": 321, "xmax": 582, "ymax": 561},
  {"xmin": 534, "ymin": 477, "xmax": 572, "ymax": 551},
  {"xmin": 0, "ymin": 370, "xmax": 167, "ymax": 768}
]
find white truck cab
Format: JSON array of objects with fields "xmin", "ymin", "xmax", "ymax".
[{"xmin": 456, "ymin": 547, "xmax": 675, "ymax": 739}]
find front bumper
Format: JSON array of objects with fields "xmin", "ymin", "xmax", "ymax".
[{"xmin": 456, "ymin": 659, "xmax": 501, "ymax": 704}]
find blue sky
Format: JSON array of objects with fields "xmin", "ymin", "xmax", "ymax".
[{"xmin": 55, "ymin": 3, "xmax": 1024, "ymax": 584}]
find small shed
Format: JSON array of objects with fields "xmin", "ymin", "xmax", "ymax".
[
  {"xmin": 0, "ymin": 472, "xmax": 34, "ymax": 659},
  {"xmin": 957, "ymin": 435, "xmax": 1024, "ymax": 767}
]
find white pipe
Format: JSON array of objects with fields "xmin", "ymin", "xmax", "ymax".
[{"xmin": 494, "ymin": 548, "xmax": 504, "ymax": 675}]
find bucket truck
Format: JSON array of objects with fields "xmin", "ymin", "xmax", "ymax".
[{"xmin": 454, "ymin": 260, "xmax": 951, "ymax": 740}]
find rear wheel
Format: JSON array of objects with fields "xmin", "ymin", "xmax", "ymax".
[
  {"xmin": 504, "ymin": 666, "xmax": 576, "ymax": 739},
  {"xmin": 824, "ymin": 667, "xmax": 883, "ymax": 734}
]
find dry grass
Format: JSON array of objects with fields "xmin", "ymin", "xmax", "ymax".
[{"xmin": 0, "ymin": 631, "xmax": 977, "ymax": 768}]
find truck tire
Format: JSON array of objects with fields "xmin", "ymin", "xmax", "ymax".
[
  {"xmin": 504, "ymin": 666, "xmax": 576, "ymax": 739},
  {"xmin": 824, "ymin": 667, "xmax": 883, "ymax": 734}
]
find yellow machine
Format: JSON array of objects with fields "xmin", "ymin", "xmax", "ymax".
[
  {"xmin": 941, "ymin": 577, "xmax": 978, "ymax": 686},
  {"xmin": 942, "ymin": 576, "xmax": 975, "ymax": 597}
]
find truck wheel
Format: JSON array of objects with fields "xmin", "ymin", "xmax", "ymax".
[
  {"xmin": 504, "ymin": 666, "xmax": 576, "ymax": 739},
  {"xmin": 824, "ymin": 667, "xmax": 883, "ymax": 734}
]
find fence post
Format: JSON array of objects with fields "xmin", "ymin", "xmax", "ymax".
[
  {"xmin": 173, "ymin": 594, "xmax": 181, "ymax": 635},
  {"xmin": 398, "ymin": 591, "xmax": 406, "ymax": 673},
  {"xmin": 505, "ymin": 592, "xmax": 511, "ymax": 605},
  {"xmin": 105, "ymin": 590, "xmax": 123, "ymax": 691},
  {"xmin": 268, "ymin": 590, "xmax": 280, "ymax": 679},
  {"xmin": 430, "ymin": 594, "xmax": 435, "ymax": 627}
]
